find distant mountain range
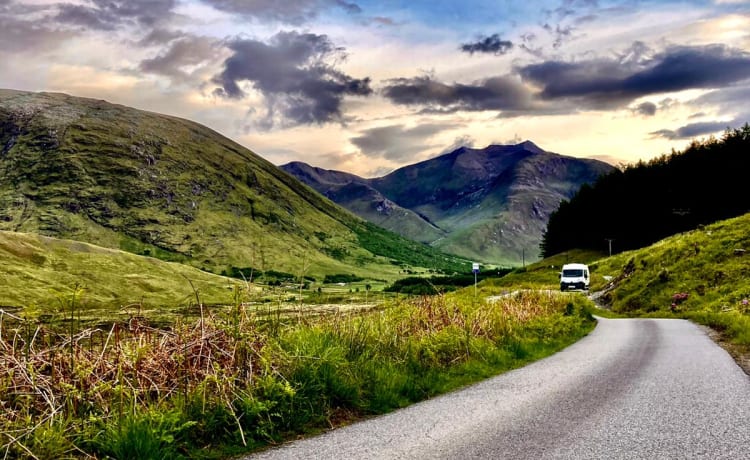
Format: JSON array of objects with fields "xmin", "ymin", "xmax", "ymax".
[
  {"xmin": 0, "ymin": 89, "xmax": 467, "ymax": 279},
  {"xmin": 283, "ymin": 142, "xmax": 614, "ymax": 264}
]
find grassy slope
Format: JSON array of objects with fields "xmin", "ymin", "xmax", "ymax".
[
  {"xmin": 589, "ymin": 212, "xmax": 750, "ymax": 344},
  {"xmin": 496, "ymin": 212, "xmax": 750, "ymax": 346},
  {"xmin": 0, "ymin": 230, "xmax": 239, "ymax": 319},
  {"xmin": 0, "ymin": 90, "xmax": 465, "ymax": 280},
  {"xmin": 279, "ymin": 163, "xmax": 447, "ymax": 245},
  {"xmin": 373, "ymin": 146, "xmax": 612, "ymax": 264}
]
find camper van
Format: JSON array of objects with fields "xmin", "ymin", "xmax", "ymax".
[{"xmin": 560, "ymin": 263, "xmax": 590, "ymax": 291}]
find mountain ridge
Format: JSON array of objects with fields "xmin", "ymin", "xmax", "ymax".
[{"xmin": 282, "ymin": 142, "xmax": 613, "ymax": 264}]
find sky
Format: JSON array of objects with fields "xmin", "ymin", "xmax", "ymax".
[{"xmin": 1, "ymin": 0, "xmax": 750, "ymax": 177}]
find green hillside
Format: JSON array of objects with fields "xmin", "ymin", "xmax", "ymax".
[
  {"xmin": 281, "ymin": 161, "xmax": 447, "ymax": 244},
  {"xmin": 0, "ymin": 230, "xmax": 240, "ymax": 319},
  {"xmin": 592, "ymin": 212, "xmax": 750, "ymax": 321},
  {"xmin": 0, "ymin": 90, "xmax": 466, "ymax": 278},
  {"xmin": 484, "ymin": 212, "xmax": 750, "ymax": 357}
]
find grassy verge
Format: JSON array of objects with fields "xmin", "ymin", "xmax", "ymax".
[
  {"xmin": 0, "ymin": 288, "xmax": 595, "ymax": 459},
  {"xmin": 585, "ymin": 212, "xmax": 750, "ymax": 365}
]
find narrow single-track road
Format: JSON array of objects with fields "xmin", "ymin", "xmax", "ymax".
[{"xmin": 247, "ymin": 318, "xmax": 750, "ymax": 459}]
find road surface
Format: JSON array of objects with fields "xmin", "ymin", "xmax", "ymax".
[{"xmin": 246, "ymin": 318, "xmax": 750, "ymax": 459}]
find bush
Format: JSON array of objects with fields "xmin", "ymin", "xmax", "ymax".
[
  {"xmin": 323, "ymin": 274, "xmax": 364, "ymax": 284},
  {"xmin": 92, "ymin": 409, "xmax": 195, "ymax": 460}
]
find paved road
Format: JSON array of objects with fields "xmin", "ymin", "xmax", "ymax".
[{"xmin": 247, "ymin": 318, "xmax": 750, "ymax": 459}]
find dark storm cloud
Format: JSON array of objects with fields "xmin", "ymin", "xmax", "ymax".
[
  {"xmin": 200, "ymin": 0, "xmax": 360, "ymax": 24},
  {"xmin": 350, "ymin": 123, "xmax": 452, "ymax": 160},
  {"xmin": 139, "ymin": 35, "xmax": 220, "ymax": 81},
  {"xmin": 650, "ymin": 121, "xmax": 734, "ymax": 140},
  {"xmin": 0, "ymin": 1, "xmax": 178, "ymax": 54},
  {"xmin": 633, "ymin": 101, "xmax": 656, "ymax": 116},
  {"xmin": 382, "ymin": 75, "xmax": 532, "ymax": 113},
  {"xmin": 213, "ymin": 31, "xmax": 372, "ymax": 127},
  {"xmin": 0, "ymin": 15, "xmax": 74, "ymax": 53},
  {"xmin": 55, "ymin": 0, "xmax": 176, "ymax": 30},
  {"xmin": 693, "ymin": 85, "xmax": 750, "ymax": 108},
  {"xmin": 519, "ymin": 44, "xmax": 750, "ymax": 109},
  {"xmin": 0, "ymin": 1, "xmax": 74, "ymax": 53},
  {"xmin": 460, "ymin": 34, "xmax": 513, "ymax": 55},
  {"xmin": 651, "ymin": 83, "xmax": 750, "ymax": 140}
]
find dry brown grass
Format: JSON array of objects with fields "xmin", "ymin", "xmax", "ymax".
[{"xmin": 0, "ymin": 308, "xmax": 268, "ymax": 455}]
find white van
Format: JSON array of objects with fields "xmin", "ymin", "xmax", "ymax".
[{"xmin": 560, "ymin": 263, "xmax": 590, "ymax": 291}]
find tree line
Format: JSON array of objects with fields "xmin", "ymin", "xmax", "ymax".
[{"xmin": 541, "ymin": 124, "xmax": 750, "ymax": 257}]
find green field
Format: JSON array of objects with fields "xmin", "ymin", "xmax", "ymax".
[{"xmin": 0, "ymin": 270, "xmax": 595, "ymax": 459}]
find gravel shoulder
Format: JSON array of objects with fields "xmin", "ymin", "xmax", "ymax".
[{"xmin": 698, "ymin": 324, "xmax": 750, "ymax": 376}]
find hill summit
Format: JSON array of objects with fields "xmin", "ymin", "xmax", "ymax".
[
  {"xmin": 0, "ymin": 89, "xmax": 466, "ymax": 277},
  {"xmin": 283, "ymin": 142, "xmax": 613, "ymax": 264}
]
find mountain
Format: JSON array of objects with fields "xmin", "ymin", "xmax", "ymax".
[
  {"xmin": 282, "ymin": 142, "xmax": 613, "ymax": 264},
  {"xmin": 0, "ymin": 89, "xmax": 467, "ymax": 279},
  {"xmin": 283, "ymin": 161, "xmax": 446, "ymax": 244}
]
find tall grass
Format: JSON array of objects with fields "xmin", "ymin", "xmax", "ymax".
[{"xmin": 0, "ymin": 288, "xmax": 595, "ymax": 459}]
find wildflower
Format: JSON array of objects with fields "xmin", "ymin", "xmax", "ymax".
[{"xmin": 671, "ymin": 292, "xmax": 689, "ymax": 304}]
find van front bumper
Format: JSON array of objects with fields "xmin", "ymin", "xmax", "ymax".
[{"xmin": 560, "ymin": 282, "xmax": 588, "ymax": 291}]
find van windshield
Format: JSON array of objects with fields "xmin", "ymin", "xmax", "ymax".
[{"xmin": 562, "ymin": 269, "xmax": 584, "ymax": 277}]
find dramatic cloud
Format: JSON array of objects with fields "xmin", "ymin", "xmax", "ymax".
[
  {"xmin": 56, "ymin": 0, "xmax": 176, "ymax": 30},
  {"xmin": 382, "ymin": 75, "xmax": 533, "ymax": 113},
  {"xmin": 460, "ymin": 34, "xmax": 513, "ymax": 55},
  {"xmin": 0, "ymin": 2, "xmax": 74, "ymax": 53},
  {"xmin": 441, "ymin": 135, "xmax": 477, "ymax": 154},
  {"xmin": 213, "ymin": 31, "xmax": 372, "ymax": 127},
  {"xmin": 693, "ymin": 85, "xmax": 750, "ymax": 109},
  {"xmin": 650, "ymin": 121, "xmax": 735, "ymax": 140},
  {"xmin": 350, "ymin": 123, "xmax": 452, "ymax": 160},
  {"xmin": 543, "ymin": 22, "xmax": 576, "ymax": 49},
  {"xmin": 200, "ymin": 0, "xmax": 360, "ymax": 24},
  {"xmin": 138, "ymin": 28, "xmax": 186, "ymax": 46},
  {"xmin": 633, "ymin": 101, "xmax": 657, "ymax": 116},
  {"xmin": 0, "ymin": 16, "xmax": 74, "ymax": 53},
  {"xmin": 140, "ymin": 35, "xmax": 220, "ymax": 81},
  {"xmin": 519, "ymin": 44, "xmax": 750, "ymax": 109}
]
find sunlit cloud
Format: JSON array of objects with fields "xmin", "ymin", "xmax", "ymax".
[{"xmin": 0, "ymin": 0, "xmax": 749, "ymax": 173}]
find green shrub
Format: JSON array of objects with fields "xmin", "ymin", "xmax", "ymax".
[
  {"xmin": 92, "ymin": 409, "xmax": 195, "ymax": 460},
  {"xmin": 323, "ymin": 273, "xmax": 364, "ymax": 284}
]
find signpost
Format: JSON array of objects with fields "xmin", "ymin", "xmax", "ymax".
[{"xmin": 472, "ymin": 262, "xmax": 480, "ymax": 299}]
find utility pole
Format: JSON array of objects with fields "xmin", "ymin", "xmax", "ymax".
[
  {"xmin": 522, "ymin": 248, "xmax": 525, "ymax": 268},
  {"xmin": 472, "ymin": 262, "xmax": 479, "ymax": 300},
  {"xmin": 605, "ymin": 239, "xmax": 614, "ymax": 257}
]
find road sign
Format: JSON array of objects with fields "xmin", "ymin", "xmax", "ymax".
[{"xmin": 472, "ymin": 262, "xmax": 480, "ymax": 273}]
